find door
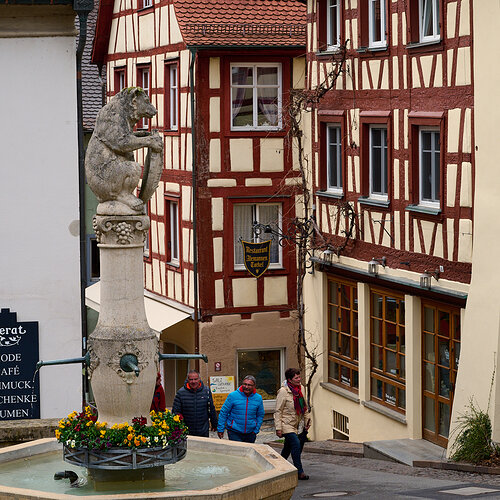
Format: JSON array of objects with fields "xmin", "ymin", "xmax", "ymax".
[{"xmin": 422, "ymin": 302, "xmax": 461, "ymax": 447}]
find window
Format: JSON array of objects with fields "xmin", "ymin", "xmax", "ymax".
[
  {"xmin": 327, "ymin": 278, "xmax": 358, "ymax": 391},
  {"xmin": 233, "ymin": 203, "xmax": 281, "ymax": 269},
  {"xmin": 86, "ymin": 235, "xmax": 100, "ymax": 285},
  {"xmin": 114, "ymin": 68, "xmax": 126, "ymax": 94},
  {"xmin": 419, "ymin": 0, "xmax": 440, "ymax": 42},
  {"xmin": 370, "ymin": 290, "xmax": 406, "ymax": 412},
  {"xmin": 230, "ymin": 64, "xmax": 281, "ymax": 130},
  {"xmin": 369, "ymin": 126, "xmax": 388, "ymax": 199},
  {"xmin": 137, "ymin": 66, "xmax": 151, "ymax": 129},
  {"xmin": 326, "ymin": 125, "xmax": 343, "ymax": 193},
  {"xmin": 368, "ymin": 0, "xmax": 386, "ymax": 48},
  {"xmin": 165, "ymin": 63, "xmax": 178, "ymax": 131},
  {"xmin": 327, "ymin": 0, "xmax": 341, "ymax": 49},
  {"xmin": 237, "ymin": 349, "xmax": 284, "ymax": 401},
  {"xmin": 419, "ymin": 129, "xmax": 440, "ymax": 208},
  {"xmin": 140, "ymin": 0, "xmax": 153, "ymax": 9},
  {"xmin": 166, "ymin": 199, "xmax": 179, "ymax": 265}
]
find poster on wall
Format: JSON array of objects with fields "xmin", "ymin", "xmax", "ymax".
[
  {"xmin": 0, "ymin": 308, "xmax": 40, "ymax": 420},
  {"xmin": 209, "ymin": 375, "xmax": 235, "ymax": 411}
]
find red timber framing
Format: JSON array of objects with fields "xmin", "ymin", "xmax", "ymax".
[
  {"xmin": 308, "ymin": 0, "xmax": 473, "ymax": 283},
  {"xmin": 91, "ymin": 1, "xmax": 303, "ymax": 317},
  {"xmin": 194, "ymin": 50, "xmax": 300, "ymax": 318}
]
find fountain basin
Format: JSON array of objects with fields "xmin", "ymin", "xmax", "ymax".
[{"xmin": 0, "ymin": 437, "xmax": 298, "ymax": 499}]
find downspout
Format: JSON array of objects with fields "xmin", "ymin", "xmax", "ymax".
[
  {"xmin": 189, "ymin": 47, "xmax": 200, "ymax": 367},
  {"xmin": 74, "ymin": 0, "xmax": 94, "ymax": 409}
]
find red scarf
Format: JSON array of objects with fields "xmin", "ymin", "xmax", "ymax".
[{"xmin": 287, "ymin": 382, "xmax": 307, "ymax": 415}]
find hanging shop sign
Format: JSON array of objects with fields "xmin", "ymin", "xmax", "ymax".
[
  {"xmin": 241, "ymin": 240, "xmax": 272, "ymax": 278},
  {"xmin": 0, "ymin": 308, "xmax": 40, "ymax": 420},
  {"xmin": 209, "ymin": 375, "xmax": 235, "ymax": 411}
]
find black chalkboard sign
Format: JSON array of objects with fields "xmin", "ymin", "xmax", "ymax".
[{"xmin": 0, "ymin": 308, "xmax": 40, "ymax": 420}]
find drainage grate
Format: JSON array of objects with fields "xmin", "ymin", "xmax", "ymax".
[{"xmin": 332, "ymin": 410, "xmax": 349, "ymax": 438}]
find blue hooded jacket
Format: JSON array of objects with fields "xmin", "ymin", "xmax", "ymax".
[{"xmin": 217, "ymin": 387, "xmax": 265, "ymax": 435}]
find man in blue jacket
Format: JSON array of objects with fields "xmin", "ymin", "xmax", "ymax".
[
  {"xmin": 217, "ymin": 375, "xmax": 264, "ymax": 443},
  {"xmin": 172, "ymin": 370, "xmax": 218, "ymax": 437}
]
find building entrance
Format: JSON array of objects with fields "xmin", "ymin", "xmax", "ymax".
[{"xmin": 422, "ymin": 302, "xmax": 461, "ymax": 447}]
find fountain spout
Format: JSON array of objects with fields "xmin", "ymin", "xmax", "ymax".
[
  {"xmin": 158, "ymin": 353, "xmax": 208, "ymax": 363},
  {"xmin": 53, "ymin": 470, "xmax": 85, "ymax": 488},
  {"xmin": 119, "ymin": 353, "xmax": 140, "ymax": 376},
  {"xmin": 34, "ymin": 352, "xmax": 90, "ymax": 376}
]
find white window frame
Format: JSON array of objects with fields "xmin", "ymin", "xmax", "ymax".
[
  {"xmin": 419, "ymin": 0, "xmax": 440, "ymax": 43},
  {"xmin": 236, "ymin": 347, "xmax": 285, "ymax": 411},
  {"xmin": 368, "ymin": 0, "xmax": 386, "ymax": 48},
  {"xmin": 142, "ymin": 0, "xmax": 153, "ymax": 8},
  {"xmin": 419, "ymin": 128, "xmax": 440, "ymax": 208},
  {"xmin": 138, "ymin": 67, "xmax": 150, "ymax": 129},
  {"xmin": 118, "ymin": 71, "xmax": 126, "ymax": 91},
  {"xmin": 327, "ymin": 0, "xmax": 340, "ymax": 50},
  {"xmin": 168, "ymin": 201, "xmax": 180, "ymax": 265},
  {"xmin": 369, "ymin": 126, "xmax": 388, "ymax": 200},
  {"xmin": 233, "ymin": 203, "xmax": 283, "ymax": 270},
  {"xmin": 169, "ymin": 65, "xmax": 178, "ymax": 131},
  {"xmin": 326, "ymin": 124, "xmax": 343, "ymax": 194},
  {"xmin": 230, "ymin": 63, "xmax": 282, "ymax": 131}
]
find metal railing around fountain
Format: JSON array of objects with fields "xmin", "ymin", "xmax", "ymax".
[{"xmin": 63, "ymin": 440, "xmax": 187, "ymax": 470}]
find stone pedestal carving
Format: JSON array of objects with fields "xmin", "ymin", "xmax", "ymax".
[{"xmin": 89, "ymin": 215, "xmax": 157, "ymax": 426}]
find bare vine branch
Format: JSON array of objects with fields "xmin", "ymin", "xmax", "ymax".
[{"xmin": 282, "ymin": 43, "xmax": 355, "ymax": 407}]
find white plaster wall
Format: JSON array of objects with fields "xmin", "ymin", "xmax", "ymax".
[
  {"xmin": 450, "ymin": 0, "xmax": 500, "ymax": 454},
  {"xmin": 0, "ymin": 36, "xmax": 82, "ymax": 418}
]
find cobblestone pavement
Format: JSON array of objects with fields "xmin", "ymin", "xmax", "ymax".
[{"xmin": 293, "ymin": 452, "xmax": 500, "ymax": 499}]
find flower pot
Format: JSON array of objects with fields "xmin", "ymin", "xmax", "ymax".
[{"xmin": 62, "ymin": 439, "xmax": 187, "ymax": 470}]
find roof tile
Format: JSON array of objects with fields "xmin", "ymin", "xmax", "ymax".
[{"xmin": 174, "ymin": 0, "xmax": 306, "ymax": 47}]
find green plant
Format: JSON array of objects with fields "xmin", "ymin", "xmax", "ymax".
[
  {"xmin": 55, "ymin": 406, "xmax": 187, "ymax": 451},
  {"xmin": 450, "ymin": 400, "xmax": 498, "ymax": 464}
]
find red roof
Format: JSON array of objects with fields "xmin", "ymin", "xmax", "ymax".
[{"xmin": 174, "ymin": 0, "xmax": 306, "ymax": 47}]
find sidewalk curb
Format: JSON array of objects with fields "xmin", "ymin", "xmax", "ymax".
[
  {"xmin": 264, "ymin": 440, "xmax": 364, "ymax": 458},
  {"xmin": 413, "ymin": 459, "xmax": 500, "ymax": 475}
]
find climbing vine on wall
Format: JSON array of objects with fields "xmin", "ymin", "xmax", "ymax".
[{"xmin": 283, "ymin": 42, "xmax": 358, "ymax": 406}]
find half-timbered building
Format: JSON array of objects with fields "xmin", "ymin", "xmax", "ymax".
[
  {"xmin": 303, "ymin": 0, "xmax": 474, "ymax": 451},
  {"xmin": 90, "ymin": 0, "xmax": 307, "ymax": 409}
]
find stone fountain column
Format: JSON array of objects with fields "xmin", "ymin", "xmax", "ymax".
[
  {"xmin": 84, "ymin": 88, "xmax": 165, "ymax": 427},
  {"xmin": 88, "ymin": 214, "xmax": 157, "ymax": 426}
]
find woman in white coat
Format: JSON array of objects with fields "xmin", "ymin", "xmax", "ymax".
[{"xmin": 274, "ymin": 368, "xmax": 311, "ymax": 480}]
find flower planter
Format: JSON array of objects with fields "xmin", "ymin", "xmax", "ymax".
[{"xmin": 63, "ymin": 439, "xmax": 187, "ymax": 470}]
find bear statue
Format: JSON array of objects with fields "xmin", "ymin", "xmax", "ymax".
[{"xmin": 85, "ymin": 87, "xmax": 164, "ymax": 215}]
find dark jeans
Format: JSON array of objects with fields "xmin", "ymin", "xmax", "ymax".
[
  {"xmin": 227, "ymin": 428, "xmax": 256, "ymax": 443},
  {"xmin": 281, "ymin": 432, "xmax": 305, "ymax": 475}
]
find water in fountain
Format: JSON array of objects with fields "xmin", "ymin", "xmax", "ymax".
[{"xmin": 0, "ymin": 448, "xmax": 264, "ymax": 496}]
